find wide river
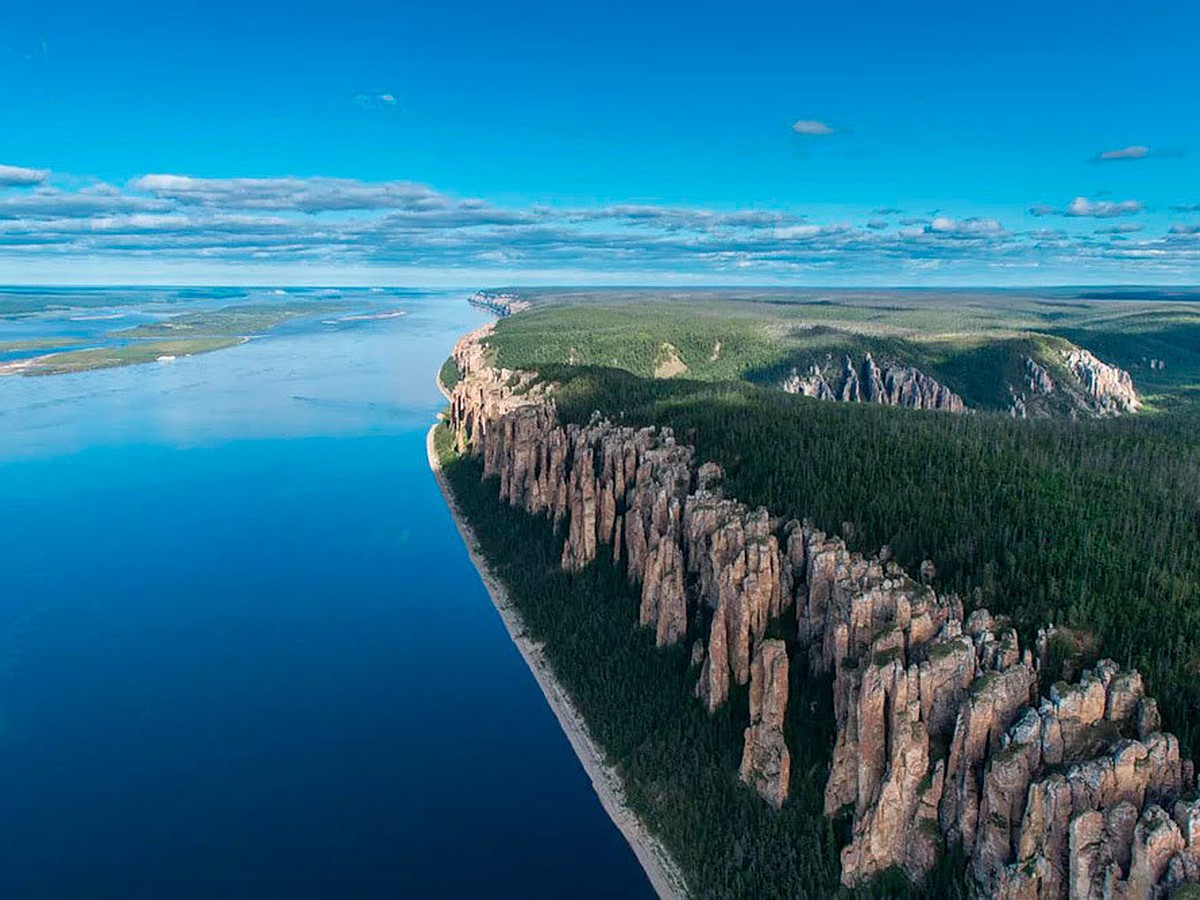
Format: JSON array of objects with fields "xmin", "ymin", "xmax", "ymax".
[{"xmin": 0, "ymin": 290, "xmax": 652, "ymax": 897}]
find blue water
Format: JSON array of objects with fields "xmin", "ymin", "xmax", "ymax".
[{"xmin": 0, "ymin": 291, "xmax": 652, "ymax": 898}]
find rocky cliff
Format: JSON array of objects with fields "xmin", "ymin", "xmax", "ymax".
[
  {"xmin": 468, "ymin": 290, "xmax": 532, "ymax": 317},
  {"xmin": 1009, "ymin": 352, "xmax": 1142, "ymax": 419},
  {"xmin": 447, "ymin": 325, "xmax": 1194, "ymax": 898},
  {"xmin": 781, "ymin": 352, "xmax": 966, "ymax": 412},
  {"xmin": 776, "ymin": 346, "xmax": 1141, "ymax": 420},
  {"xmin": 1062, "ymin": 348, "xmax": 1142, "ymax": 415}
]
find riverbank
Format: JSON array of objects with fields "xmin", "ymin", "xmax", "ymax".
[{"xmin": 425, "ymin": 414, "xmax": 687, "ymax": 900}]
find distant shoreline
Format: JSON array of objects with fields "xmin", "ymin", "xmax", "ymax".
[{"xmin": 427, "ymin": 375, "xmax": 686, "ymax": 899}]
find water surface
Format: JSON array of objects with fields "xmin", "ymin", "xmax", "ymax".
[{"xmin": 0, "ymin": 290, "xmax": 652, "ymax": 898}]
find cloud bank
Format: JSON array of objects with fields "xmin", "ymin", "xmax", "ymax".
[
  {"xmin": 1, "ymin": 165, "xmax": 1198, "ymax": 281},
  {"xmin": 0, "ymin": 164, "xmax": 49, "ymax": 186},
  {"xmin": 1030, "ymin": 197, "xmax": 1144, "ymax": 219}
]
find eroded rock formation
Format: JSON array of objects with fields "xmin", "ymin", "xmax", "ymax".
[
  {"xmin": 446, "ymin": 327, "xmax": 1191, "ymax": 898},
  {"xmin": 1063, "ymin": 348, "xmax": 1141, "ymax": 415},
  {"xmin": 740, "ymin": 639, "xmax": 791, "ymax": 808},
  {"xmin": 467, "ymin": 290, "xmax": 532, "ymax": 317},
  {"xmin": 781, "ymin": 353, "xmax": 965, "ymax": 413}
]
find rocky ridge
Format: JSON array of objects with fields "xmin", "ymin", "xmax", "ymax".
[
  {"xmin": 775, "ymin": 346, "xmax": 1141, "ymax": 420},
  {"xmin": 447, "ymin": 324, "xmax": 1195, "ymax": 898},
  {"xmin": 1009, "ymin": 352, "xmax": 1142, "ymax": 419},
  {"xmin": 1063, "ymin": 348, "xmax": 1142, "ymax": 415},
  {"xmin": 780, "ymin": 352, "xmax": 966, "ymax": 412},
  {"xmin": 467, "ymin": 290, "xmax": 532, "ymax": 317}
]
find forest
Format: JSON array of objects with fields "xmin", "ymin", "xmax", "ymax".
[
  {"xmin": 437, "ymin": 424, "xmax": 971, "ymax": 897},
  {"xmin": 540, "ymin": 364, "xmax": 1200, "ymax": 754},
  {"xmin": 485, "ymin": 290, "xmax": 1200, "ymax": 413},
  {"xmin": 439, "ymin": 289, "xmax": 1200, "ymax": 895}
]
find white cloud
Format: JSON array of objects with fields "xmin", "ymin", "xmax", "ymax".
[
  {"xmin": 129, "ymin": 175, "xmax": 468, "ymax": 214},
  {"xmin": 1030, "ymin": 197, "xmax": 1144, "ymax": 218},
  {"xmin": 792, "ymin": 119, "xmax": 835, "ymax": 136},
  {"xmin": 0, "ymin": 164, "xmax": 49, "ymax": 186},
  {"xmin": 773, "ymin": 224, "xmax": 829, "ymax": 239},
  {"xmin": 926, "ymin": 216, "xmax": 1004, "ymax": 236},
  {"xmin": 1098, "ymin": 145, "xmax": 1149, "ymax": 161},
  {"xmin": 1066, "ymin": 197, "xmax": 1143, "ymax": 218}
]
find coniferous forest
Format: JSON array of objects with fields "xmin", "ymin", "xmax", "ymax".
[
  {"xmin": 543, "ymin": 365, "xmax": 1200, "ymax": 753},
  {"xmin": 439, "ymin": 290, "xmax": 1200, "ymax": 896},
  {"xmin": 439, "ymin": 431, "xmax": 972, "ymax": 898}
]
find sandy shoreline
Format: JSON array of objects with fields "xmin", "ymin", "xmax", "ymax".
[{"xmin": 425, "ymin": 406, "xmax": 687, "ymax": 899}]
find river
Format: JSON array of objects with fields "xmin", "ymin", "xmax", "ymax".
[{"xmin": 0, "ymin": 289, "xmax": 652, "ymax": 898}]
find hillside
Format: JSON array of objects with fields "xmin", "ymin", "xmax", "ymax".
[{"xmin": 481, "ymin": 288, "xmax": 1200, "ymax": 417}]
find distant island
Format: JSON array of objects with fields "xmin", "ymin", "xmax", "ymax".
[
  {"xmin": 432, "ymin": 288, "xmax": 1200, "ymax": 898},
  {"xmin": 0, "ymin": 295, "xmax": 389, "ymax": 377}
]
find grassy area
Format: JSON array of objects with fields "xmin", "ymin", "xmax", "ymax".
[
  {"xmin": 22, "ymin": 337, "xmax": 247, "ymax": 375},
  {"xmin": 116, "ymin": 302, "xmax": 351, "ymax": 339},
  {"xmin": 484, "ymin": 290, "xmax": 1200, "ymax": 413},
  {"xmin": 0, "ymin": 338, "xmax": 78, "ymax": 354},
  {"xmin": 3, "ymin": 300, "xmax": 362, "ymax": 377}
]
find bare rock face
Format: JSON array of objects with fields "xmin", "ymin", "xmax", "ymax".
[
  {"xmin": 683, "ymin": 495, "xmax": 791, "ymax": 710},
  {"xmin": 781, "ymin": 353, "xmax": 965, "ymax": 412},
  {"xmin": 446, "ymin": 325, "xmax": 1193, "ymax": 899},
  {"xmin": 468, "ymin": 290, "xmax": 531, "ymax": 317},
  {"xmin": 739, "ymin": 639, "xmax": 791, "ymax": 809},
  {"xmin": 940, "ymin": 647, "xmax": 1039, "ymax": 853},
  {"xmin": 1063, "ymin": 348, "xmax": 1141, "ymax": 415},
  {"xmin": 1027, "ymin": 357, "xmax": 1056, "ymax": 394},
  {"xmin": 1009, "ymin": 357, "xmax": 1057, "ymax": 419},
  {"xmin": 641, "ymin": 537, "xmax": 688, "ymax": 646},
  {"xmin": 697, "ymin": 594, "xmax": 730, "ymax": 711},
  {"xmin": 780, "ymin": 363, "xmax": 835, "ymax": 400},
  {"xmin": 837, "ymin": 653, "xmax": 939, "ymax": 884},
  {"xmin": 975, "ymin": 709, "xmax": 1045, "ymax": 882}
]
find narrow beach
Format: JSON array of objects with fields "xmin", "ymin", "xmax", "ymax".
[{"xmin": 426, "ymin": 392, "xmax": 687, "ymax": 899}]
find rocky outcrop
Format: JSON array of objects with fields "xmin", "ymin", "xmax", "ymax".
[
  {"xmin": 686, "ymin": 497, "xmax": 791, "ymax": 711},
  {"xmin": 468, "ymin": 290, "xmax": 531, "ymax": 317},
  {"xmin": 1010, "ymin": 357, "xmax": 1058, "ymax": 419},
  {"xmin": 781, "ymin": 364, "xmax": 836, "ymax": 401},
  {"xmin": 446, "ymin": 326, "xmax": 1192, "ymax": 898},
  {"xmin": 1011, "ymin": 349, "xmax": 1142, "ymax": 419},
  {"xmin": 781, "ymin": 353, "xmax": 965, "ymax": 413},
  {"xmin": 1026, "ymin": 357, "xmax": 1056, "ymax": 395},
  {"xmin": 1063, "ymin": 348, "xmax": 1141, "ymax": 415},
  {"xmin": 740, "ymin": 639, "xmax": 791, "ymax": 808}
]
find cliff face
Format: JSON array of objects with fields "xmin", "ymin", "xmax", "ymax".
[
  {"xmin": 467, "ymin": 290, "xmax": 532, "ymax": 317},
  {"xmin": 776, "ymin": 346, "xmax": 1141, "ymax": 420},
  {"xmin": 781, "ymin": 353, "xmax": 966, "ymax": 413},
  {"xmin": 447, "ymin": 326, "xmax": 1194, "ymax": 897},
  {"xmin": 1063, "ymin": 348, "xmax": 1142, "ymax": 415},
  {"xmin": 1009, "ymin": 352, "xmax": 1141, "ymax": 419},
  {"xmin": 740, "ymin": 639, "xmax": 791, "ymax": 810}
]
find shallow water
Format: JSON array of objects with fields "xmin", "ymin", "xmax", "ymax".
[{"xmin": 0, "ymin": 291, "xmax": 652, "ymax": 898}]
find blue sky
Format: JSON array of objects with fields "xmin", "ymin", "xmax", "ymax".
[{"xmin": 2, "ymin": 0, "xmax": 1198, "ymax": 285}]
